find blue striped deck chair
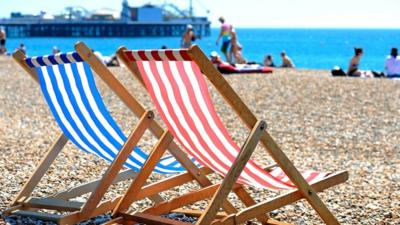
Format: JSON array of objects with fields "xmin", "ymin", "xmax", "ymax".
[{"xmin": 5, "ymin": 42, "xmax": 205, "ymax": 225}]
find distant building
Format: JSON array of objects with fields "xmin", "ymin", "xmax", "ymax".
[
  {"xmin": 122, "ymin": 2, "xmax": 163, "ymax": 22},
  {"xmin": 90, "ymin": 8, "xmax": 120, "ymax": 20}
]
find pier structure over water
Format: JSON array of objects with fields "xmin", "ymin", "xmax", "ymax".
[
  {"xmin": 0, "ymin": 1, "xmax": 211, "ymax": 38},
  {"xmin": 0, "ymin": 19, "xmax": 210, "ymax": 38}
]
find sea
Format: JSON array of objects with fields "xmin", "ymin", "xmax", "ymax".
[{"xmin": 5, "ymin": 28, "xmax": 400, "ymax": 70}]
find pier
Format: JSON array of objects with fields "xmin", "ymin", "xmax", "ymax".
[
  {"xmin": 0, "ymin": 20, "xmax": 211, "ymax": 38},
  {"xmin": 0, "ymin": 1, "xmax": 211, "ymax": 38}
]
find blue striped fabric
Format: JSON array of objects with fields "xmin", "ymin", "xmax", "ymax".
[
  {"xmin": 25, "ymin": 52, "xmax": 84, "ymax": 68},
  {"xmin": 33, "ymin": 59, "xmax": 190, "ymax": 174}
]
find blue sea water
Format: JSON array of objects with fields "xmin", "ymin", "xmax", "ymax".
[{"xmin": 5, "ymin": 28, "xmax": 400, "ymax": 70}]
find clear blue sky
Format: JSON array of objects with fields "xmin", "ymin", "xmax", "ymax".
[{"xmin": 1, "ymin": 0, "xmax": 399, "ymax": 28}]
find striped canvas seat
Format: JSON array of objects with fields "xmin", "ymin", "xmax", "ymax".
[
  {"xmin": 25, "ymin": 52, "xmax": 187, "ymax": 174},
  {"xmin": 124, "ymin": 49, "xmax": 330, "ymax": 190}
]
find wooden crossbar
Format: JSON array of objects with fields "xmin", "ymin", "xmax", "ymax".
[
  {"xmin": 52, "ymin": 169, "xmax": 137, "ymax": 200},
  {"xmin": 122, "ymin": 212, "xmax": 191, "ymax": 225},
  {"xmin": 22, "ymin": 198, "xmax": 83, "ymax": 212}
]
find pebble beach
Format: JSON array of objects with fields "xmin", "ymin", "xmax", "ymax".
[{"xmin": 0, "ymin": 56, "xmax": 399, "ymax": 224}]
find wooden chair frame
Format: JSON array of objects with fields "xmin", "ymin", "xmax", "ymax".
[
  {"xmin": 4, "ymin": 42, "xmax": 243, "ymax": 224},
  {"xmin": 112, "ymin": 45, "xmax": 349, "ymax": 225}
]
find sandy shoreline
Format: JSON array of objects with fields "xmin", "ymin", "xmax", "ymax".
[{"xmin": 0, "ymin": 56, "xmax": 399, "ymax": 224}]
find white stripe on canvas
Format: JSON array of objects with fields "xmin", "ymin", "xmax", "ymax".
[
  {"xmin": 144, "ymin": 51, "xmax": 154, "ymax": 61},
  {"xmin": 132, "ymin": 51, "xmax": 140, "ymax": 61},
  {"xmin": 66, "ymin": 52, "xmax": 76, "ymax": 63},
  {"xmin": 172, "ymin": 51, "xmax": 183, "ymax": 60},
  {"xmin": 31, "ymin": 57, "xmax": 40, "ymax": 67},
  {"xmin": 158, "ymin": 51, "xmax": 167, "ymax": 61},
  {"xmin": 42, "ymin": 56, "xmax": 51, "ymax": 65},
  {"xmin": 54, "ymin": 54, "xmax": 64, "ymax": 64}
]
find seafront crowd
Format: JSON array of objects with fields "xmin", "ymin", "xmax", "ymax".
[
  {"xmin": 1, "ymin": 23, "xmax": 400, "ymax": 78},
  {"xmin": 182, "ymin": 17, "xmax": 296, "ymax": 68}
]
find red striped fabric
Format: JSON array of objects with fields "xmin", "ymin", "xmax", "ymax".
[
  {"xmin": 134, "ymin": 59, "xmax": 330, "ymax": 190},
  {"xmin": 124, "ymin": 50, "xmax": 191, "ymax": 61}
]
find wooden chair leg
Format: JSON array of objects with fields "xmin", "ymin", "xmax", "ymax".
[
  {"xmin": 113, "ymin": 131, "xmax": 174, "ymax": 214},
  {"xmin": 196, "ymin": 121, "xmax": 266, "ymax": 225},
  {"xmin": 11, "ymin": 133, "xmax": 68, "ymax": 206},
  {"xmin": 52, "ymin": 169, "xmax": 137, "ymax": 200},
  {"xmin": 79, "ymin": 111, "xmax": 154, "ymax": 219}
]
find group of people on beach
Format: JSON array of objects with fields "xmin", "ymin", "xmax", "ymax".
[
  {"xmin": 214, "ymin": 17, "xmax": 246, "ymax": 64},
  {"xmin": 332, "ymin": 47, "xmax": 400, "ymax": 78},
  {"xmin": 212, "ymin": 17, "xmax": 296, "ymax": 69},
  {"xmin": 182, "ymin": 17, "xmax": 249, "ymax": 67},
  {"xmin": 349, "ymin": 47, "xmax": 400, "ymax": 78},
  {"xmin": 3, "ymin": 24, "xmax": 399, "ymax": 79},
  {"xmin": 263, "ymin": 51, "xmax": 295, "ymax": 68}
]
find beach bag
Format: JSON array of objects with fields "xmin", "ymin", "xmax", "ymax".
[{"xmin": 331, "ymin": 66, "xmax": 346, "ymax": 76}]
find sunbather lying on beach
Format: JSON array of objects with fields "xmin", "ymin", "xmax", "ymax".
[{"xmin": 210, "ymin": 51, "xmax": 272, "ymax": 74}]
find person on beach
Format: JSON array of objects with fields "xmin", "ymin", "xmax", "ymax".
[
  {"xmin": 0, "ymin": 28, "xmax": 6, "ymax": 55},
  {"xmin": 52, "ymin": 46, "xmax": 60, "ymax": 54},
  {"xmin": 346, "ymin": 48, "xmax": 383, "ymax": 78},
  {"xmin": 216, "ymin": 16, "xmax": 232, "ymax": 63},
  {"xmin": 210, "ymin": 51, "xmax": 225, "ymax": 66},
  {"xmin": 264, "ymin": 55, "xmax": 275, "ymax": 67},
  {"xmin": 347, "ymin": 47, "xmax": 363, "ymax": 76},
  {"xmin": 18, "ymin": 43, "xmax": 26, "ymax": 55},
  {"xmin": 384, "ymin": 48, "xmax": 400, "ymax": 78},
  {"xmin": 181, "ymin": 24, "xmax": 196, "ymax": 48},
  {"xmin": 229, "ymin": 27, "xmax": 246, "ymax": 64},
  {"xmin": 280, "ymin": 51, "xmax": 295, "ymax": 68}
]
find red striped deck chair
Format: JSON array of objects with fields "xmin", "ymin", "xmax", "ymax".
[
  {"xmin": 4, "ymin": 42, "xmax": 223, "ymax": 224},
  {"xmin": 112, "ymin": 45, "xmax": 349, "ymax": 225}
]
